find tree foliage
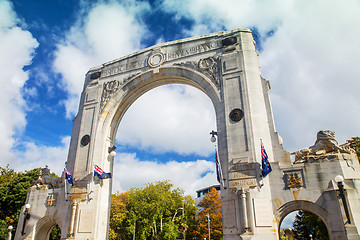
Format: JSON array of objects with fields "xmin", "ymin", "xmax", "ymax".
[
  {"xmin": 347, "ymin": 137, "xmax": 360, "ymax": 162},
  {"xmin": 190, "ymin": 187, "xmax": 223, "ymax": 240},
  {"xmin": 292, "ymin": 210, "xmax": 328, "ymax": 240},
  {"xmin": 0, "ymin": 166, "xmax": 40, "ymax": 239},
  {"xmin": 109, "ymin": 181, "xmax": 196, "ymax": 240}
]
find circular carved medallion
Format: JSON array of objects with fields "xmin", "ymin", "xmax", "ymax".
[
  {"xmin": 229, "ymin": 108, "xmax": 244, "ymax": 122},
  {"xmin": 81, "ymin": 134, "xmax": 90, "ymax": 146},
  {"xmin": 148, "ymin": 52, "xmax": 164, "ymax": 67}
]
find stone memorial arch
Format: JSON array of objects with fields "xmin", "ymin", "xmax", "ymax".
[{"xmin": 15, "ymin": 29, "xmax": 360, "ymax": 239}]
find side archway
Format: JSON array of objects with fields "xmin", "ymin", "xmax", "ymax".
[
  {"xmin": 276, "ymin": 200, "xmax": 331, "ymax": 238},
  {"xmin": 34, "ymin": 217, "xmax": 61, "ymax": 240}
]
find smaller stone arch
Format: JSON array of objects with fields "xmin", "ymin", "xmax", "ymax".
[
  {"xmin": 34, "ymin": 216, "xmax": 61, "ymax": 240},
  {"xmin": 276, "ymin": 200, "xmax": 331, "ymax": 238}
]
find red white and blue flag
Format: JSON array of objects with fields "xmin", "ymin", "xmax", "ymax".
[
  {"xmin": 64, "ymin": 168, "xmax": 74, "ymax": 185},
  {"xmin": 215, "ymin": 149, "xmax": 222, "ymax": 183},
  {"xmin": 261, "ymin": 143, "xmax": 272, "ymax": 177},
  {"xmin": 94, "ymin": 165, "xmax": 112, "ymax": 179}
]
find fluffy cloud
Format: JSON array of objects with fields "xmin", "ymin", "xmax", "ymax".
[
  {"xmin": 112, "ymin": 152, "xmax": 218, "ymax": 197},
  {"xmin": 161, "ymin": 0, "xmax": 360, "ymax": 151},
  {"xmin": 0, "ymin": 0, "xmax": 39, "ymax": 166},
  {"xmin": 53, "ymin": 1, "xmax": 150, "ymax": 117},
  {"xmin": 12, "ymin": 137, "xmax": 70, "ymax": 176},
  {"xmin": 117, "ymin": 84, "xmax": 216, "ymax": 156}
]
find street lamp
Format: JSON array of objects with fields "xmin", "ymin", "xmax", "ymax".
[
  {"xmin": 108, "ymin": 146, "xmax": 117, "ymax": 157},
  {"xmin": 335, "ymin": 175, "xmax": 351, "ymax": 224},
  {"xmin": 6, "ymin": 225, "xmax": 13, "ymax": 240},
  {"xmin": 210, "ymin": 130, "xmax": 217, "ymax": 143},
  {"xmin": 21, "ymin": 203, "xmax": 31, "ymax": 235}
]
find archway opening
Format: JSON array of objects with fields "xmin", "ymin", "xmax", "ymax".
[
  {"xmin": 109, "ymin": 83, "xmax": 221, "ymax": 239},
  {"xmin": 279, "ymin": 210, "xmax": 329, "ymax": 240},
  {"xmin": 113, "ymin": 83, "xmax": 218, "ymax": 194},
  {"xmin": 48, "ymin": 224, "xmax": 61, "ymax": 240}
]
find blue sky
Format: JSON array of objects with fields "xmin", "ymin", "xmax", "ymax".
[{"xmin": 1, "ymin": 0, "xmax": 360, "ymax": 228}]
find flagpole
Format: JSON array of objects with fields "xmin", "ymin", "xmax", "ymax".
[{"xmin": 64, "ymin": 169, "xmax": 68, "ymax": 201}]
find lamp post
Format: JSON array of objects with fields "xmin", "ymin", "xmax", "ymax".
[
  {"xmin": 21, "ymin": 203, "xmax": 31, "ymax": 235},
  {"xmin": 108, "ymin": 146, "xmax": 117, "ymax": 157},
  {"xmin": 6, "ymin": 225, "xmax": 13, "ymax": 240},
  {"xmin": 210, "ymin": 131, "xmax": 217, "ymax": 143},
  {"xmin": 207, "ymin": 214, "xmax": 211, "ymax": 240},
  {"xmin": 335, "ymin": 175, "xmax": 351, "ymax": 224}
]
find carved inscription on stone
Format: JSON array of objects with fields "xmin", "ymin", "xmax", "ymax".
[
  {"xmin": 229, "ymin": 178, "xmax": 257, "ymax": 188},
  {"xmin": 166, "ymin": 40, "xmax": 221, "ymax": 61},
  {"xmin": 101, "ymin": 40, "xmax": 222, "ymax": 78}
]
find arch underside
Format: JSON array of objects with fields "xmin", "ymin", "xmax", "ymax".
[{"xmin": 102, "ymin": 66, "xmax": 221, "ymax": 142}]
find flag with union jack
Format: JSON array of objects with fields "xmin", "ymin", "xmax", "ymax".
[
  {"xmin": 261, "ymin": 143, "xmax": 272, "ymax": 177},
  {"xmin": 64, "ymin": 168, "xmax": 74, "ymax": 185},
  {"xmin": 94, "ymin": 164, "xmax": 112, "ymax": 179}
]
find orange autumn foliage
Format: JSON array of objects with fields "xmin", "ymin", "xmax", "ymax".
[{"xmin": 192, "ymin": 187, "xmax": 223, "ymax": 239}]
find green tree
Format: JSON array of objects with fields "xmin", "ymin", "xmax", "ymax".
[
  {"xmin": 109, "ymin": 181, "xmax": 196, "ymax": 240},
  {"xmin": 0, "ymin": 166, "xmax": 40, "ymax": 239},
  {"xmin": 109, "ymin": 192, "xmax": 130, "ymax": 240},
  {"xmin": 0, "ymin": 166, "xmax": 60, "ymax": 240},
  {"xmin": 292, "ymin": 210, "xmax": 328, "ymax": 240},
  {"xmin": 347, "ymin": 137, "xmax": 360, "ymax": 162},
  {"xmin": 191, "ymin": 187, "xmax": 222, "ymax": 240}
]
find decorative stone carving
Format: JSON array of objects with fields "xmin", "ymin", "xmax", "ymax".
[
  {"xmin": 46, "ymin": 193, "xmax": 57, "ymax": 206},
  {"xmin": 100, "ymin": 80, "xmax": 120, "ymax": 110},
  {"xmin": 292, "ymin": 130, "xmax": 354, "ymax": 163},
  {"xmin": 174, "ymin": 57, "xmax": 221, "ymax": 90},
  {"xmin": 283, "ymin": 170, "xmax": 304, "ymax": 188},
  {"xmin": 36, "ymin": 166, "xmax": 62, "ymax": 189},
  {"xmin": 100, "ymin": 72, "xmax": 141, "ymax": 111}
]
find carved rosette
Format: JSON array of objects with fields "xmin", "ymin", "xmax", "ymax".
[{"xmin": 174, "ymin": 57, "xmax": 221, "ymax": 90}]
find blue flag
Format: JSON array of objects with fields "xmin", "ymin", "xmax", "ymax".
[
  {"xmin": 64, "ymin": 168, "xmax": 74, "ymax": 185},
  {"xmin": 261, "ymin": 143, "xmax": 272, "ymax": 177},
  {"xmin": 94, "ymin": 165, "xmax": 112, "ymax": 179}
]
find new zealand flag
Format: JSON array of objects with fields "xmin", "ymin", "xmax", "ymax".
[
  {"xmin": 261, "ymin": 143, "xmax": 272, "ymax": 177},
  {"xmin": 94, "ymin": 165, "xmax": 112, "ymax": 179},
  {"xmin": 64, "ymin": 168, "xmax": 74, "ymax": 185}
]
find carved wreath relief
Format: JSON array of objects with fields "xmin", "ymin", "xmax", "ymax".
[{"xmin": 174, "ymin": 57, "xmax": 221, "ymax": 90}]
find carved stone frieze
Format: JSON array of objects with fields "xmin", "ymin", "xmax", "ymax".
[{"xmin": 174, "ymin": 57, "xmax": 221, "ymax": 90}]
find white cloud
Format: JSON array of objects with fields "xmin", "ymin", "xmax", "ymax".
[
  {"xmin": 0, "ymin": 0, "xmax": 39, "ymax": 166},
  {"xmin": 161, "ymin": 0, "xmax": 360, "ymax": 152},
  {"xmin": 116, "ymin": 84, "xmax": 216, "ymax": 156},
  {"xmin": 12, "ymin": 136, "xmax": 71, "ymax": 176},
  {"xmin": 112, "ymin": 152, "xmax": 218, "ymax": 197},
  {"xmin": 53, "ymin": 1, "xmax": 150, "ymax": 118}
]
